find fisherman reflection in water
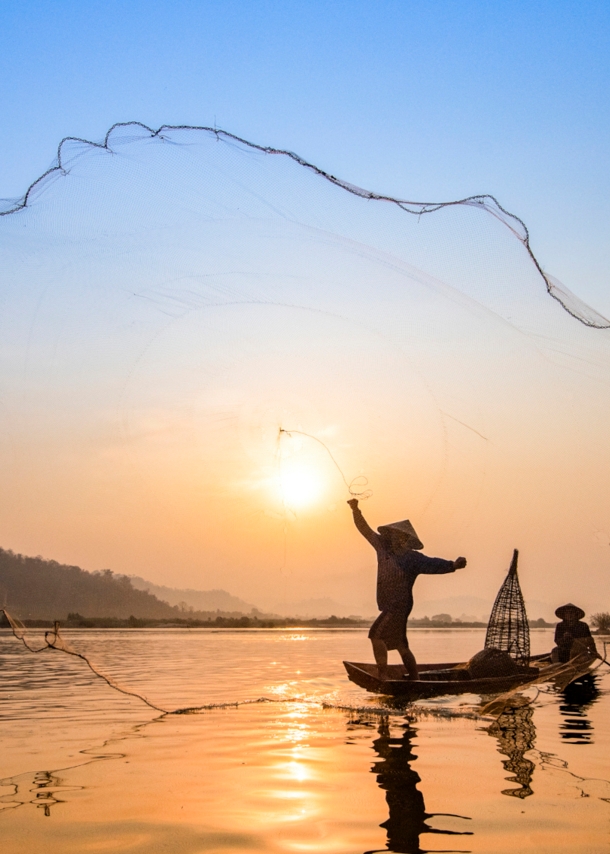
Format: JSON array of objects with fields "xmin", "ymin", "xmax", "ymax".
[
  {"xmin": 487, "ymin": 701, "xmax": 536, "ymax": 799},
  {"xmin": 550, "ymin": 604, "xmax": 600, "ymax": 744},
  {"xmin": 560, "ymin": 673, "xmax": 600, "ymax": 745},
  {"xmin": 365, "ymin": 717, "xmax": 472, "ymax": 854},
  {"xmin": 348, "ymin": 499, "xmax": 466, "ymax": 680}
]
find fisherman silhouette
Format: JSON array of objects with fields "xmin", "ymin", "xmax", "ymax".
[
  {"xmin": 551, "ymin": 604, "xmax": 598, "ymax": 663},
  {"xmin": 348, "ymin": 499, "xmax": 466, "ymax": 680},
  {"xmin": 364, "ymin": 717, "xmax": 472, "ymax": 854}
]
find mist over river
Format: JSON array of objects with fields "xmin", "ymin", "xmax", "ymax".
[{"xmin": 1, "ymin": 627, "xmax": 608, "ymax": 853}]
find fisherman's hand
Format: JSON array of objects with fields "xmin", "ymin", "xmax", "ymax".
[
  {"xmin": 453, "ymin": 557, "xmax": 467, "ymax": 570},
  {"xmin": 347, "ymin": 498, "xmax": 359, "ymax": 510}
]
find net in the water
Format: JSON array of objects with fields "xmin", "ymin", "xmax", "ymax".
[{"xmin": 485, "ymin": 550, "xmax": 530, "ymax": 666}]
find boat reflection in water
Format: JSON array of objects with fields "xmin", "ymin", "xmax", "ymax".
[
  {"xmin": 365, "ymin": 717, "xmax": 472, "ymax": 854},
  {"xmin": 559, "ymin": 673, "xmax": 600, "ymax": 745},
  {"xmin": 487, "ymin": 701, "xmax": 536, "ymax": 799}
]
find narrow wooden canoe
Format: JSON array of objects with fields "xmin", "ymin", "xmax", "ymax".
[{"xmin": 344, "ymin": 654, "xmax": 551, "ymax": 700}]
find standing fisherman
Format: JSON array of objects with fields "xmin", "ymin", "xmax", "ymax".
[{"xmin": 348, "ymin": 499, "xmax": 466, "ymax": 680}]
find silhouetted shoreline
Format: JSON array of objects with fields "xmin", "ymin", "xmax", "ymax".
[
  {"xmin": 2, "ymin": 615, "xmax": 555, "ymax": 630},
  {"xmin": 0, "ymin": 548, "xmax": 556, "ymax": 630}
]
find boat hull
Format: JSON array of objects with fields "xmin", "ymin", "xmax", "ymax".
[{"xmin": 343, "ymin": 657, "xmax": 548, "ymax": 700}]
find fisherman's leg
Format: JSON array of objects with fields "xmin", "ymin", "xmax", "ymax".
[
  {"xmin": 396, "ymin": 642, "xmax": 419, "ymax": 681},
  {"xmin": 371, "ymin": 639, "xmax": 389, "ymax": 680}
]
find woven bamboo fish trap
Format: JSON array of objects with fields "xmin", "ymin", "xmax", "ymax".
[{"xmin": 485, "ymin": 549, "xmax": 530, "ymax": 666}]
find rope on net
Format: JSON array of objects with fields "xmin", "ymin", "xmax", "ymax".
[
  {"xmin": 1, "ymin": 121, "xmax": 607, "ymax": 329},
  {"xmin": 279, "ymin": 428, "xmax": 372, "ymax": 499},
  {"xmin": 4, "ymin": 607, "xmax": 607, "ymax": 722},
  {"xmin": 1, "ymin": 609, "xmax": 485, "ymax": 721},
  {"xmin": 1, "ymin": 609, "xmax": 168, "ymax": 714}
]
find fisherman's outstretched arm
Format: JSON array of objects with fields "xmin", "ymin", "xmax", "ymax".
[
  {"xmin": 414, "ymin": 552, "xmax": 467, "ymax": 574},
  {"xmin": 347, "ymin": 499, "xmax": 380, "ymax": 548}
]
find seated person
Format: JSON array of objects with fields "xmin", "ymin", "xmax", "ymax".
[{"xmin": 551, "ymin": 604, "xmax": 598, "ymax": 663}]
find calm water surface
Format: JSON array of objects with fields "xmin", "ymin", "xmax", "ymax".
[{"xmin": 1, "ymin": 627, "xmax": 608, "ymax": 852}]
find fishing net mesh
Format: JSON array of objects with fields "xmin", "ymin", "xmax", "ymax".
[
  {"xmin": 485, "ymin": 550, "xmax": 530, "ymax": 666},
  {"xmin": 1, "ymin": 121, "xmax": 610, "ymax": 680},
  {"xmin": 0, "ymin": 608, "xmax": 168, "ymax": 713}
]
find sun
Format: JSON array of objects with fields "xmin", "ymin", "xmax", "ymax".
[{"xmin": 278, "ymin": 461, "xmax": 324, "ymax": 510}]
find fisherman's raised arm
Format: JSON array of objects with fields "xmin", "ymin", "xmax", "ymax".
[{"xmin": 347, "ymin": 499, "xmax": 381, "ymax": 548}]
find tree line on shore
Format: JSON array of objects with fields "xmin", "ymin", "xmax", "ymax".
[
  {"xmin": 4, "ymin": 546, "xmax": 595, "ymax": 630},
  {"xmin": 0, "ymin": 548, "xmax": 259, "ymax": 623}
]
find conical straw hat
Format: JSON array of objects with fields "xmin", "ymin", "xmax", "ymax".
[
  {"xmin": 555, "ymin": 603, "xmax": 585, "ymax": 620},
  {"xmin": 377, "ymin": 519, "xmax": 424, "ymax": 550}
]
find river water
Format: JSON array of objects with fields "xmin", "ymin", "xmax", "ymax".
[{"xmin": 1, "ymin": 627, "xmax": 608, "ymax": 853}]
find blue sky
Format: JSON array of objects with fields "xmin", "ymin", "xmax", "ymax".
[
  {"xmin": 1, "ymin": 1, "xmax": 609, "ymax": 606},
  {"xmin": 1, "ymin": 0, "xmax": 608, "ymax": 307}
]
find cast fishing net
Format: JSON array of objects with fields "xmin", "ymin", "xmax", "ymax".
[{"xmin": 1, "ymin": 122, "xmax": 609, "ymax": 628}]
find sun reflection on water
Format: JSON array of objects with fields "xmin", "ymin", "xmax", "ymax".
[
  {"xmin": 266, "ymin": 703, "xmax": 321, "ymax": 829},
  {"xmin": 3, "ymin": 632, "xmax": 609, "ymax": 853}
]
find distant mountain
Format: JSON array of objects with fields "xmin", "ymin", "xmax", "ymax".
[
  {"xmin": 127, "ymin": 575, "xmax": 261, "ymax": 615},
  {"xmin": 0, "ymin": 548, "xmax": 182, "ymax": 621},
  {"xmin": 0, "ymin": 548, "xmax": 259, "ymax": 621}
]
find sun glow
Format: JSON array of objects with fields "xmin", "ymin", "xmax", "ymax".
[{"xmin": 279, "ymin": 462, "xmax": 325, "ymax": 510}]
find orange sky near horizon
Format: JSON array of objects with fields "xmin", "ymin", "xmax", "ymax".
[{"xmin": 1, "ymin": 132, "xmax": 608, "ymax": 618}]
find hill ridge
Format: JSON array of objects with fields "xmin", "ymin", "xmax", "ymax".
[{"xmin": 0, "ymin": 548, "xmax": 256, "ymax": 621}]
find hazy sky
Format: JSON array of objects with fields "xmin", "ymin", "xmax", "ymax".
[{"xmin": 1, "ymin": 2, "xmax": 609, "ymax": 617}]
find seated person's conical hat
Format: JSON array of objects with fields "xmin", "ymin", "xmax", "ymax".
[
  {"xmin": 555, "ymin": 603, "xmax": 585, "ymax": 620},
  {"xmin": 377, "ymin": 519, "xmax": 424, "ymax": 550}
]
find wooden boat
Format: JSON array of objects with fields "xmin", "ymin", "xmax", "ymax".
[{"xmin": 344, "ymin": 653, "xmax": 552, "ymax": 700}]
